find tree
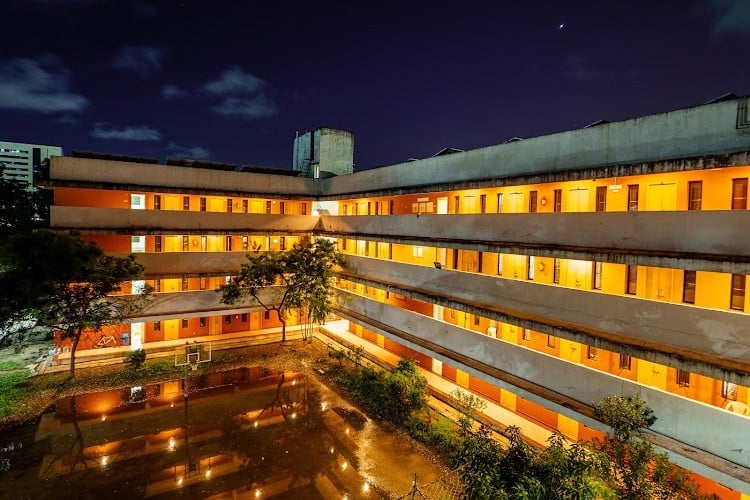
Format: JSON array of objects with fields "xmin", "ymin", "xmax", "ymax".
[
  {"xmin": 592, "ymin": 394, "xmax": 707, "ymax": 500},
  {"xmin": 221, "ymin": 238, "xmax": 344, "ymax": 342},
  {"xmin": 0, "ymin": 165, "xmax": 49, "ymax": 238},
  {"xmin": 0, "ymin": 231, "xmax": 150, "ymax": 377}
]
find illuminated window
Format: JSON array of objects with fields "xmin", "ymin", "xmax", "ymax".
[
  {"xmin": 199, "ymin": 317, "xmax": 207, "ymax": 327},
  {"xmin": 227, "ymin": 198, "xmax": 233, "ymax": 213},
  {"xmin": 154, "ymin": 235, "xmax": 162, "ymax": 253},
  {"xmin": 182, "ymin": 235, "xmax": 189, "ymax": 252},
  {"xmin": 521, "ymin": 328, "xmax": 531, "ymax": 341},
  {"xmin": 722, "ymin": 380, "xmax": 738, "ymax": 400},
  {"xmin": 201, "ymin": 235, "xmax": 207, "ymax": 252},
  {"xmin": 131, "ymin": 236, "xmax": 146, "ymax": 253},
  {"xmin": 200, "ymin": 197, "xmax": 206, "ymax": 211},
  {"xmin": 687, "ymin": 181, "xmax": 702, "ymax": 210},
  {"xmin": 553, "ymin": 258, "xmax": 561, "ymax": 284},
  {"xmin": 242, "ymin": 236, "xmax": 248, "ymax": 251},
  {"xmin": 154, "ymin": 194, "xmax": 161, "ymax": 210},
  {"xmin": 130, "ymin": 194, "xmax": 145, "ymax": 209},
  {"xmin": 596, "ymin": 186, "xmax": 607, "ymax": 212},
  {"xmin": 730, "ymin": 274, "xmax": 746, "ymax": 310},
  {"xmin": 732, "ymin": 178, "xmax": 747, "ymax": 209},
  {"xmin": 200, "ymin": 277, "xmax": 207, "ymax": 290},
  {"xmin": 682, "ymin": 270, "xmax": 696, "ymax": 304},
  {"xmin": 266, "ymin": 200, "xmax": 272, "ymax": 214},
  {"xmin": 527, "ymin": 256, "xmax": 535, "ymax": 280},
  {"xmin": 529, "ymin": 190, "xmax": 538, "ymax": 213},
  {"xmin": 154, "ymin": 279, "xmax": 161, "ymax": 292},
  {"xmin": 676, "ymin": 369, "xmax": 691, "ymax": 387},
  {"xmin": 587, "ymin": 345, "xmax": 598, "ymax": 360},
  {"xmin": 183, "ymin": 196, "xmax": 190, "ymax": 211},
  {"xmin": 553, "ymin": 189, "xmax": 562, "ymax": 212},
  {"xmin": 627, "ymin": 184, "xmax": 639, "ymax": 211},
  {"xmin": 154, "ymin": 321, "xmax": 160, "ymax": 331},
  {"xmin": 242, "ymin": 199, "xmax": 249, "ymax": 213},
  {"xmin": 449, "ymin": 309, "xmax": 456, "ymax": 319},
  {"xmin": 626, "ymin": 265, "xmax": 637, "ymax": 295},
  {"xmin": 480, "ymin": 194, "xmax": 487, "ymax": 214},
  {"xmin": 412, "ymin": 246, "xmax": 424, "ymax": 258},
  {"xmin": 341, "ymin": 238, "xmax": 347, "ymax": 251},
  {"xmin": 496, "ymin": 193, "xmax": 503, "ymax": 213},
  {"xmin": 497, "ymin": 253, "xmax": 503, "ymax": 276},
  {"xmin": 181, "ymin": 318, "xmax": 189, "ymax": 328},
  {"xmin": 619, "ymin": 354, "xmax": 632, "ymax": 370},
  {"xmin": 592, "ymin": 261, "xmax": 603, "ymax": 290}
]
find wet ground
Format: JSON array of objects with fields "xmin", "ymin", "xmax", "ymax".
[{"xmin": 0, "ymin": 363, "xmax": 450, "ymax": 499}]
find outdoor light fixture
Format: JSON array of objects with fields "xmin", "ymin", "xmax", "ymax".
[
  {"xmin": 609, "ymin": 177, "xmax": 622, "ymax": 192},
  {"xmin": 540, "ymin": 196, "xmax": 547, "ymax": 206}
]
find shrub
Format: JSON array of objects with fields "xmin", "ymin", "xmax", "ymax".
[{"xmin": 124, "ymin": 349, "xmax": 147, "ymax": 370}]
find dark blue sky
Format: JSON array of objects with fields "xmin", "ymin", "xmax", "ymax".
[{"xmin": 2, "ymin": 0, "xmax": 749, "ymax": 170}]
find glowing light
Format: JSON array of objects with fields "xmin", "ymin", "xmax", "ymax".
[
  {"xmin": 291, "ymin": 412, "xmax": 297, "ymax": 419},
  {"xmin": 321, "ymin": 402, "xmax": 327, "ymax": 411},
  {"xmin": 177, "ymin": 478, "xmax": 183, "ymax": 486},
  {"xmin": 100, "ymin": 456, "xmax": 108, "ymax": 466},
  {"xmin": 363, "ymin": 482, "xmax": 370, "ymax": 493},
  {"xmin": 170, "ymin": 402, "xmax": 175, "ymax": 408},
  {"xmin": 291, "ymin": 379, "xmax": 297, "ymax": 386},
  {"xmin": 253, "ymin": 421, "xmax": 259, "ymax": 428},
  {"xmin": 330, "ymin": 447, "xmax": 335, "ymax": 454},
  {"xmin": 101, "ymin": 415, "xmax": 107, "ymax": 422},
  {"xmin": 205, "ymin": 470, "xmax": 211, "ymax": 479},
  {"xmin": 168, "ymin": 438, "xmax": 176, "ymax": 451},
  {"xmin": 345, "ymin": 428, "xmax": 350, "ymax": 435},
  {"xmin": 255, "ymin": 489, "xmax": 262, "ymax": 498},
  {"xmin": 341, "ymin": 461, "xmax": 348, "ymax": 471}
]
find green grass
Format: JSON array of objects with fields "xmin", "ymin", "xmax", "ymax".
[
  {"xmin": 0, "ymin": 360, "xmax": 24, "ymax": 371},
  {"xmin": 0, "ymin": 371, "xmax": 31, "ymax": 418}
]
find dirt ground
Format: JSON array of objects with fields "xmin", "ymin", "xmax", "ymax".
[{"xmin": 0, "ymin": 338, "xmax": 51, "ymax": 372}]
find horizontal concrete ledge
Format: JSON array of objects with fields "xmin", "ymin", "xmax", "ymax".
[
  {"xmin": 338, "ymin": 256, "xmax": 750, "ymax": 383},
  {"xmin": 319, "ymin": 212, "xmax": 750, "ymax": 267},
  {"xmin": 50, "ymin": 206, "xmax": 319, "ymax": 234},
  {"xmin": 115, "ymin": 288, "xmax": 281, "ymax": 322},
  {"xmin": 113, "ymin": 252, "xmax": 249, "ymax": 277},
  {"xmin": 333, "ymin": 301, "xmax": 750, "ymax": 492},
  {"xmin": 49, "ymin": 156, "xmax": 317, "ymax": 198},
  {"xmin": 334, "ymin": 293, "xmax": 750, "ymax": 473}
]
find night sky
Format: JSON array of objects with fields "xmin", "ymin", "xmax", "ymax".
[{"xmin": 2, "ymin": 0, "xmax": 749, "ymax": 171}]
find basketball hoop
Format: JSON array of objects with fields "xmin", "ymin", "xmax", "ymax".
[{"xmin": 189, "ymin": 358, "xmax": 199, "ymax": 371}]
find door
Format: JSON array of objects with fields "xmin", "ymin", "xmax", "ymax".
[
  {"xmin": 646, "ymin": 183, "xmax": 677, "ymax": 211},
  {"xmin": 567, "ymin": 188, "xmax": 590, "ymax": 212}
]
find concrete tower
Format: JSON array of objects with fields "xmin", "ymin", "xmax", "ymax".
[{"xmin": 293, "ymin": 128, "xmax": 354, "ymax": 178}]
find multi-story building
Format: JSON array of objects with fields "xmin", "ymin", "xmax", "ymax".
[
  {"xmin": 44, "ymin": 97, "xmax": 750, "ymax": 496},
  {"xmin": 1, "ymin": 140, "xmax": 62, "ymax": 189}
]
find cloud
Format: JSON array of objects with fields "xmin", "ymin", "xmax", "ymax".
[
  {"xmin": 91, "ymin": 123, "xmax": 162, "ymax": 141},
  {"xmin": 0, "ymin": 56, "xmax": 88, "ymax": 114},
  {"xmin": 113, "ymin": 45, "xmax": 164, "ymax": 76},
  {"xmin": 162, "ymin": 84, "xmax": 187, "ymax": 100},
  {"xmin": 706, "ymin": 0, "xmax": 750, "ymax": 38},
  {"xmin": 212, "ymin": 96, "xmax": 278, "ymax": 119},
  {"xmin": 201, "ymin": 66, "xmax": 277, "ymax": 120},
  {"xmin": 202, "ymin": 66, "xmax": 266, "ymax": 95},
  {"xmin": 562, "ymin": 54, "xmax": 604, "ymax": 82},
  {"xmin": 167, "ymin": 141, "xmax": 210, "ymax": 160}
]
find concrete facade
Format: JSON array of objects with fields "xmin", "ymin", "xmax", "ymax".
[
  {"xmin": 1, "ymin": 140, "xmax": 62, "ymax": 189},
  {"xmin": 292, "ymin": 127, "xmax": 354, "ymax": 178}
]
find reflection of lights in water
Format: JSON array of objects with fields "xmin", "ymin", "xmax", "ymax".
[
  {"xmin": 290, "ymin": 412, "xmax": 297, "ymax": 419},
  {"xmin": 291, "ymin": 379, "xmax": 296, "ymax": 386},
  {"xmin": 170, "ymin": 402, "xmax": 174, "ymax": 408},
  {"xmin": 341, "ymin": 461, "xmax": 348, "ymax": 471},
  {"xmin": 101, "ymin": 415, "xmax": 106, "ymax": 422},
  {"xmin": 168, "ymin": 438, "xmax": 176, "ymax": 451},
  {"xmin": 321, "ymin": 402, "xmax": 327, "ymax": 411},
  {"xmin": 345, "ymin": 428, "xmax": 350, "ymax": 435},
  {"xmin": 205, "ymin": 469, "xmax": 211, "ymax": 479},
  {"xmin": 255, "ymin": 489, "xmax": 261, "ymax": 498},
  {"xmin": 342, "ymin": 495, "xmax": 349, "ymax": 500},
  {"xmin": 253, "ymin": 421, "xmax": 258, "ymax": 428},
  {"xmin": 363, "ymin": 482, "xmax": 370, "ymax": 493},
  {"xmin": 100, "ymin": 456, "xmax": 108, "ymax": 466},
  {"xmin": 329, "ymin": 446, "xmax": 335, "ymax": 454},
  {"xmin": 177, "ymin": 478, "xmax": 183, "ymax": 486}
]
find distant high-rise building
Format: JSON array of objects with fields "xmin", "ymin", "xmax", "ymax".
[
  {"xmin": 0, "ymin": 141, "xmax": 63, "ymax": 189},
  {"xmin": 293, "ymin": 128, "xmax": 354, "ymax": 178}
]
